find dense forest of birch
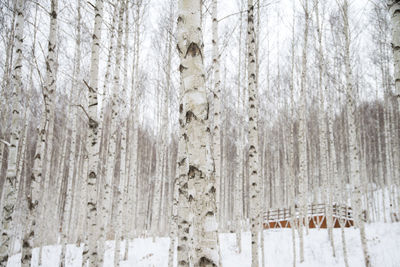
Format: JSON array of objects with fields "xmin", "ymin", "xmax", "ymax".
[{"xmin": 0, "ymin": 0, "xmax": 399, "ymax": 266}]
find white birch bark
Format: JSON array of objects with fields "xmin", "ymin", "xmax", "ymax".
[
  {"xmin": 389, "ymin": 0, "xmax": 400, "ymax": 104},
  {"xmin": 175, "ymin": 79, "xmax": 190, "ymax": 266},
  {"xmin": 388, "ymin": 1, "xmax": 400, "ymax": 211},
  {"xmin": 211, "ymin": 0, "xmax": 222, "ymax": 230},
  {"xmin": 22, "ymin": 0, "xmax": 59, "ymax": 265},
  {"xmin": 246, "ymin": 1, "xmax": 260, "ymax": 266},
  {"xmin": 340, "ymin": 1, "xmax": 371, "ymax": 266},
  {"xmin": 235, "ymin": 4, "xmax": 244, "ymax": 252},
  {"xmin": 177, "ymin": 0, "xmax": 219, "ymax": 265},
  {"xmin": 69, "ymin": 136, "xmax": 82, "ymax": 242},
  {"xmin": 298, "ymin": 0, "xmax": 309, "ymax": 262},
  {"xmin": 289, "ymin": 4, "xmax": 297, "ymax": 266},
  {"xmin": 99, "ymin": 2, "xmax": 124, "ymax": 262},
  {"xmin": 0, "ymin": 0, "xmax": 24, "ymax": 265},
  {"xmin": 161, "ymin": 1, "xmax": 174, "ymax": 264},
  {"xmin": 102, "ymin": 0, "xmax": 124, "ymax": 234},
  {"xmin": 98, "ymin": 0, "xmax": 119, "ymax": 181},
  {"xmin": 314, "ymin": 0, "xmax": 335, "ymax": 255},
  {"xmin": 114, "ymin": 2, "xmax": 129, "ymax": 265},
  {"xmin": 60, "ymin": 1, "xmax": 81, "ymax": 265},
  {"xmin": 152, "ymin": 66, "xmax": 165, "ymax": 238},
  {"xmin": 127, "ymin": 0, "xmax": 142, "ymax": 243},
  {"xmin": 38, "ymin": 0, "xmax": 59, "ymax": 252},
  {"xmin": 83, "ymin": 0, "xmax": 104, "ymax": 265}
]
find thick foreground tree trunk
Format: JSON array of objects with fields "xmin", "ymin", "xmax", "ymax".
[{"xmin": 177, "ymin": 0, "xmax": 219, "ymax": 266}]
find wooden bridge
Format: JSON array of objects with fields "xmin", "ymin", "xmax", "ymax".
[{"xmin": 263, "ymin": 204, "xmax": 354, "ymax": 229}]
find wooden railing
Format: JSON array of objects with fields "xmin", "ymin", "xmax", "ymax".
[{"xmin": 264, "ymin": 204, "xmax": 353, "ymax": 223}]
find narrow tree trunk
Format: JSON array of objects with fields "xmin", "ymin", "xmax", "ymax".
[
  {"xmin": 38, "ymin": 0, "xmax": 59, "ymax": 252},
  {"xmin": 60, "ymin": 2, "xmax": 81, "ymax": 265},
  {"xmin": 235, "ymin": 3, "xmax": 244, "ymax": 250},
  {"xmin": 389, "ymin": 0, "xmax": 400, "ymax": 108},
  {"xmin": 341, "ymin": 1, "xmax": 371, "ymax": 266},
  {"xmin": 246, "ymin": 1, "xmax": 260, "ymax": 266},
  {"xmin": 0, "ymin": 0, "xmax": 24, "ymax": 265},
  {"xmin": 98, "ymin": 1, "xmax": 124, "ymax": 264},
  {"xmin": 83, "ymin": 0, "xmax": 104, "ymax": 265},
  {"xmin": 22, "ymin": 0, "xmax": 59, "ymax": 265},
  {"xmin": 211, "ymin": 0, "xmax": 222, "ymax": 232},
  {"xmin": 298, "ymin": 0, "xmax": 309, "ymax": 262}
]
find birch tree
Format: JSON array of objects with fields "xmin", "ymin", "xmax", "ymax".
[
  {"xmin": 339, "ymin": 1, "xmax": 371, "ymax": 266},
  {"xmin": 235, "ymin": 1, "xmax": 244, "ymax": 252},
  {"xmin": 388, "ymin": 0, "xmax": 400, "ymax": 213},
  {"xmin": 298, "ymin": 0, "xmax": 310, "ymax": 262},
  {"xmin": 389, "ymin": 0, "xmax": 400, "ymax": 106},
  {"xmin": 99, "ymin": 2, "xmax": 124, "ymax": 263},
  {"xmin": 211, "ymin": 0, "xmax": 222, "ymax": 229},
  {"xmin": 60, "ymin": 1, "xmax": 81, "ymax": 265},
  {"xmin": 177, "ymin": 0, "xmax": 219, "ymax": 265},
  {"xmin": 246, "ymin": 1, "xmax": 261, "ymax": 266},
  {"xmin": 83, "ymin": 0, "xmax": 104, "ymax": 265},
  {"xmin": 0, "ymin": 0, "xmax": 24, "ymax": 265},
  {"xmin": 21, "ymin": 0, "xmax": 59, "ymax": 265}
]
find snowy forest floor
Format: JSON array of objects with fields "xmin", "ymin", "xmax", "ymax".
[{"xmin": 7, "ymin": 222, "xmax": 400, "ymax": 267}]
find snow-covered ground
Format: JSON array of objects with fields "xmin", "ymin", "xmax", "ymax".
[{"xmin": 7, "ymin": 222, "xmax": 400, "ymax": 267}]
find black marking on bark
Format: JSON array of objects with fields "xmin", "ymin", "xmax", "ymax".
[
  {"xmin": 89, "ymin": 118, "xmax": 99, "ymax": 129},
  {"xmin": 186, "ymin": 110, "xmax": 195, "ymax": 123},
  {"xmin": 188, "ymin": 165, "xmax": 199, "ymax": 179},
  {"xmin": 179, "ymin": 64, "xmax": 187, "ymax": 73},
  {"xmin": 51, "ymin": 10, "xmax": 57, "ymax": 19},
  {"xmin": 198, "ymin": 257, "xmax": 217, "ymax": 267},
  {"xmin": 210, "ymin": 186, "xmax": 216, "ymax": 194},
  {"xmin": 178, "ymin": 157, "xmax": 186, "ymax": 167},
  {"xmin": 185, "ymin": 42, "xmax": 203, "ymax": 59},
  {"xmin": 89, "ymin": 171, "xmax": 96, "ymax": 179},
  {"xmin": 177, "ymin": 44, "xmax": 183, "ymax": 54}
]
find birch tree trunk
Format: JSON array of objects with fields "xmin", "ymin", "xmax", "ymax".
[
  {"xmin": 22, "ymin": 0, "xmax": 59, "ymax": 265},
  {"xmin": 235, "ymin": 4, "xmax": 244, "ymax": 252},
  {"xmin": 289, "ymin": 3, "xmax": 297, "ymax": 266},
  {"xmin": 161, "ymin": 1, "xmax": 175, "ymax": 264},
  {"xmin": 99, "ymin": 2, "xmax": 124, "ymax": 263},
  {"xmin": 38, "ymin": 0, "xmax": 59, "ymax": 253},
  {"xmin": 177, "ymin": 0, "xmax": 219, "ymax": 265},
  {"xmin": 298, "ymin": 0, "xmax": 309, "ymax": 262},
  {"xmin": 60, "ymin": 1, "xmax": 81, "ymax": 265},
  {"xmin": 246, "ymin": 1, "xmax": 261, "ymax": 266},
  {"xmin": 341, "ymin": 1, "xmax": 371, "ymax": 266},
  {"xmin": 0, "ymin": 0, "xmax": 24, "ymax": 265},
  {"xmin": 389, "ymin": 0, "xmax": 400, "ymax": 108},
  {"xmin": 388, "ymin": 2, "xmax": 400, "ymax": 210},
  {"xmin": 114, "ymin": 2, "xmax": 130, "ymax": 265},
  {"xmin": 211, "ymin": 0, "xmax": 222, "ymax": 230},
  {"xmin": 83, "ymin": 0, "xmax": 104, "ymax": 265}
]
